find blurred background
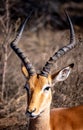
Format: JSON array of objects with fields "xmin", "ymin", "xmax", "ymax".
[{"xmin": 0, "ymin": 0, "xmax": 83, "ymax": 129}]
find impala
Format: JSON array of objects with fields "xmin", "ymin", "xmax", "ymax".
[{"xmin": 10, "ymin": 12, "xmax": 83, "ymax": 130}]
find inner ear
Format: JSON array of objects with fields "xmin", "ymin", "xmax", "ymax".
[
  {"xmin": 51, "ymin": 63, "xmax": 74, "ymax": 83},
  {"xmin": 21, "ymin": 64, "xmax": 29, "ymax": 78}
]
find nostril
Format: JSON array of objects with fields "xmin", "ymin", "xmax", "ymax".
[{"xmin": 26, "ymin": 108, "xmax": 36, "ymax": 115}]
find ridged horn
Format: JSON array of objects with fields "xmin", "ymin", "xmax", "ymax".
[
  {"xmin": 10, "ymin": 12, "xmax": 36, "ymax": 77},
  {"xmin": 40, "ymin": 11, "xmax": 76, "ymax": 77}
]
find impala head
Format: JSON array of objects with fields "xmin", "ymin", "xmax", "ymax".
[
  {"xmin": 22, "ymin": 63, "xmax": 74, "ymax": 118},
  {"xmin": 10, "ymin": 11, "xmax": 76, "ymax": 118}
]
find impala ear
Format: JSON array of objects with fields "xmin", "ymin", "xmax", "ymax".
[
  {"xmin": 51, "ymin": 64, "xmax": 74, "ymax": 83},
  {"xmin": 21, "ymin": 64, "xmax": 29, "ymax": 78}
]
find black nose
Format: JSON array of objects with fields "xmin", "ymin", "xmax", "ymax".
[{"xmin": 26, "ymin": 108, "xmax": 36, "ymax": 115}]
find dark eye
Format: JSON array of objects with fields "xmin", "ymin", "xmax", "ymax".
[
  {"xmin": 24, "ymin": 84, "xmax": 29, "ymax": 91},
  {"xmin": 44, "ymin": 86, "xmax": 51, "ymax": 92}
]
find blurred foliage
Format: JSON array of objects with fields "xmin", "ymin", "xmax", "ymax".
[{"xmin": 0, "ymin": 0, "xmax": 83, "ymax": 30}]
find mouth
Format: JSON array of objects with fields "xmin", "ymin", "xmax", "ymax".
[{"xmin": 26, "ymin": 110, "xmax": 44, "ymax": 119}]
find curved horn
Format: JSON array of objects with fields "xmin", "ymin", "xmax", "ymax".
[
  {"xmin": 41, "ymin": 11, "xmax": 76, "ymax": 77},
  {"xmin": 10, "ymin": 12, "xmax": 36, "ymax": 77}
]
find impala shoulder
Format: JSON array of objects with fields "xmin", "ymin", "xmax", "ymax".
[{"xmin": 50, "ymin": 108, "xmax": 69, "ymax": 129}]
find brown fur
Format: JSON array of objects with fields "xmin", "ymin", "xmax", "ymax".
[{"xmin": 50, "ymin": 106, "xmax": 83, "ymax": 130}]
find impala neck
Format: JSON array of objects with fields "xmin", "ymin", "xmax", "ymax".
[{"xmin": 28, "ymin": 108, "xmax": 51, "ymax": 130}]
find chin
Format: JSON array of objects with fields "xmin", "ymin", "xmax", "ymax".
[{"xmin": 29, "ymin": 113, "xmax": 40, "ymax": 119}]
